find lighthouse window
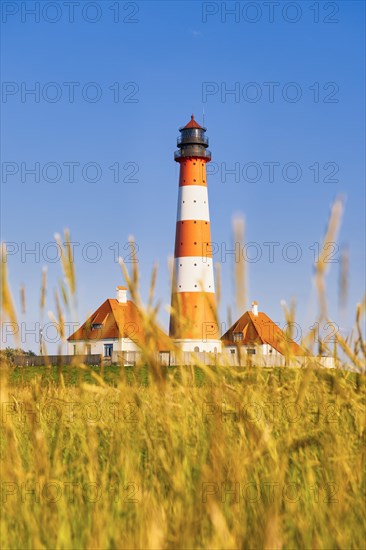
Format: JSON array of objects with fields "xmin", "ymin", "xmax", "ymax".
[
  {"xmin": 194, "ymin": 285, "xmax": 197, "ymax": 288},
  {"xmin": 194, "ymin": 221, "xmax": 196, "ymax": 224},
  {"xmin": 194, "ymin": 200, "xmax": 196, "ymax": 203},
  {"xmin": 194, "ymin": 242, "xmax": 197, "ymax": 245},
  {"xmin": 194, "ymin": 263, "xmax": 197, "ymax": 266}
]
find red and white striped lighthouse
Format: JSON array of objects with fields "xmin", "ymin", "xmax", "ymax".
[{"xmin": 169, "ymin": 115, "xmax": 221, "ymax": 353}]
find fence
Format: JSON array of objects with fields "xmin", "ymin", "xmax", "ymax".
[
  {"xmin": 114, "ymin": 351, "xmax": 336, "ymax": 368},
  {"xmin": 10, "ymin": 354, "xmax": 101, "ymax": 367},
  {"xmin": 8, "ymin": 353, "xmax": 336, "ymax": 369}
]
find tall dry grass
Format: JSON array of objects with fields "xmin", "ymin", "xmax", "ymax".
[
  {"xmin": 1, "ymin": 364, "xmax": 365, "ymax": 549},
  {"xmin": 1, "ymin": 200, "xmax": 365, "ymax": 549}
]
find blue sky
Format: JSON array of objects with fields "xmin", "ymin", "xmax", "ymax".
[{"xmin": 1, "ymin": 0, "xmax": 365, "ymax": 353}]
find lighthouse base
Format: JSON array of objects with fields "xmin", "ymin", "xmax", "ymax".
[{"xmin": 173, "ymin": 339, "xmax": 222, "ymax": 354}]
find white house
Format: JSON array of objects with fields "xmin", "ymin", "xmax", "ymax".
[
  {"xmin": 67, "ymin": 286, "xmax": 172, "ymax": 363},
  {"xmin": 221, "ymin": 301, "xmax": 305, "ymax": 365}
]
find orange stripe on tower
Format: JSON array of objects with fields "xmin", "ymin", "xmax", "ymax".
[
  {"xmin": 174, "ymin": 220, "xmax": 212, "ymax": 258},
  {"xmin": 170, "ymin": 292, "xmax": 219, "ymax": 341},
  {"xmin": 179, "ymin": 159, "xmax": 208, "ymax": 187}
]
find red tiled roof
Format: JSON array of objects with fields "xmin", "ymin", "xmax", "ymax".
[
  {"xmin": 68, "ymin": 298, "xmax": 173, "ymax": 351},
  {"xmin": 221, "ymin": 310, "xmax": 304, "ymax": 356},
  {"xmin": 183, "ymin": 114, "xmax": 203, "ymax": 129}
]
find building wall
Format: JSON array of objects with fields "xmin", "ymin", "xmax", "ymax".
[
  {"xmin": 223, "ymin": 346, "xmax": 335, "ymax": 368},
  {"xmin": 223, "ymin": 344, "xmax": 281, "ymax": 359},
  {"xmin": 173, "ymin": 338, "xmax": 222, "ymax": 353},
  {"xmin": 67, "ymin": 340, "xmax": 335, "ymax": 368},
  {"xmin": 260, "ymin": 344, "xmax": 282, "ymax": 356},
  {"xmin": 68, "ymin": 338, "xmax": 140, "ymax": 356}
]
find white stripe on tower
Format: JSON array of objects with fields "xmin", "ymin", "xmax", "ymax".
[
  {"xmin": 175, "ymin": 256, "xmax": 215, "ymax": 293},
  {"xmin": 177, "ymin": 186, "xmax": 210, "ymax": 222}
]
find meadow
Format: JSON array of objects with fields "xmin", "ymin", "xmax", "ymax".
[
  {"xmin": 1, "ymin": 200, "xmax": 365, "ymax": 549},
  {"xmin": 1, "ymin": 363, "xmax": 365, "ymax": 549}
]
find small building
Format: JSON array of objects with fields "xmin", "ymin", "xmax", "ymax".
[
  {"xmin": 221, "ymin": 301, "xmax": 304, "ymax": 365},
  {"xmin": 67, "ymin": 286, "xmax": 172, "ymax": 364}
]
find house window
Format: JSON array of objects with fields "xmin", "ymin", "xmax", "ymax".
[
  {"xmin": 247, "ymin": 348, "xmax": 256, "ymax": 355},
  {"xmin": 233, "ymin": 332, "xmax": 243, "ymax": 342},
  {"xmin": 86, "ymin": 344, "xmax": 91, "ymax": 355},
  {"xmin": 92, "ymin": 323, "xmax": 103, "ymax": 330},
  {"xmin": 73, "ymin": 345, "xmax": 76, "ymax": 355},
  {"xmin": 230, "ymin": 349, "xmax": 236, "ymax": 354},
  {"xmin": 104, "ymin": 344, "xmax": 113, "ymax": 357}
]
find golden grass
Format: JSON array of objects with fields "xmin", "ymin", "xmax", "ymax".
[
  {"xmin": 1, "ymin": 365, "xmax": 365, "ymax": 549},
  {"xmin": 1, "ymin": 200, "xmax": 365, "ymax": 549}
]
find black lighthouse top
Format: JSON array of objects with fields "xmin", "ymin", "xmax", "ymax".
[{"xmin": 174, "ymin": 115, "xmax": 211, "ymax": 161}]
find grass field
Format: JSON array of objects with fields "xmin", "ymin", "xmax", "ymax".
[
  {"xmin": 1, "ymin": 203, "xmax": 365, "ymax": 548},
  {"xmin": 1, "ymin": 363, "xmax": 365, "ymax": 549}
]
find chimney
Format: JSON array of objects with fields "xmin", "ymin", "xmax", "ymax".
[
  {"xmin": 116, "ymin": 286, "xmax": 127, "ymax": 304},
  {"xmin": 252, "ymin": 301, "xmax": 258, "ymax": 316}
]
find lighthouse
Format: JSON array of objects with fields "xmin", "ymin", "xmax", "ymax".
[{"xmin": 169, "ymin": 115, "xmax": 222, "ymax": 354}]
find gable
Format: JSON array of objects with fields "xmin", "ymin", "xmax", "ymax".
[
  {"xmin": 68, "ymin": 300, "xmax": 121, "ymax": 341},
  {"xmin": 222, "ymin": 310, "xmax": 304, "ymax": 356}
]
